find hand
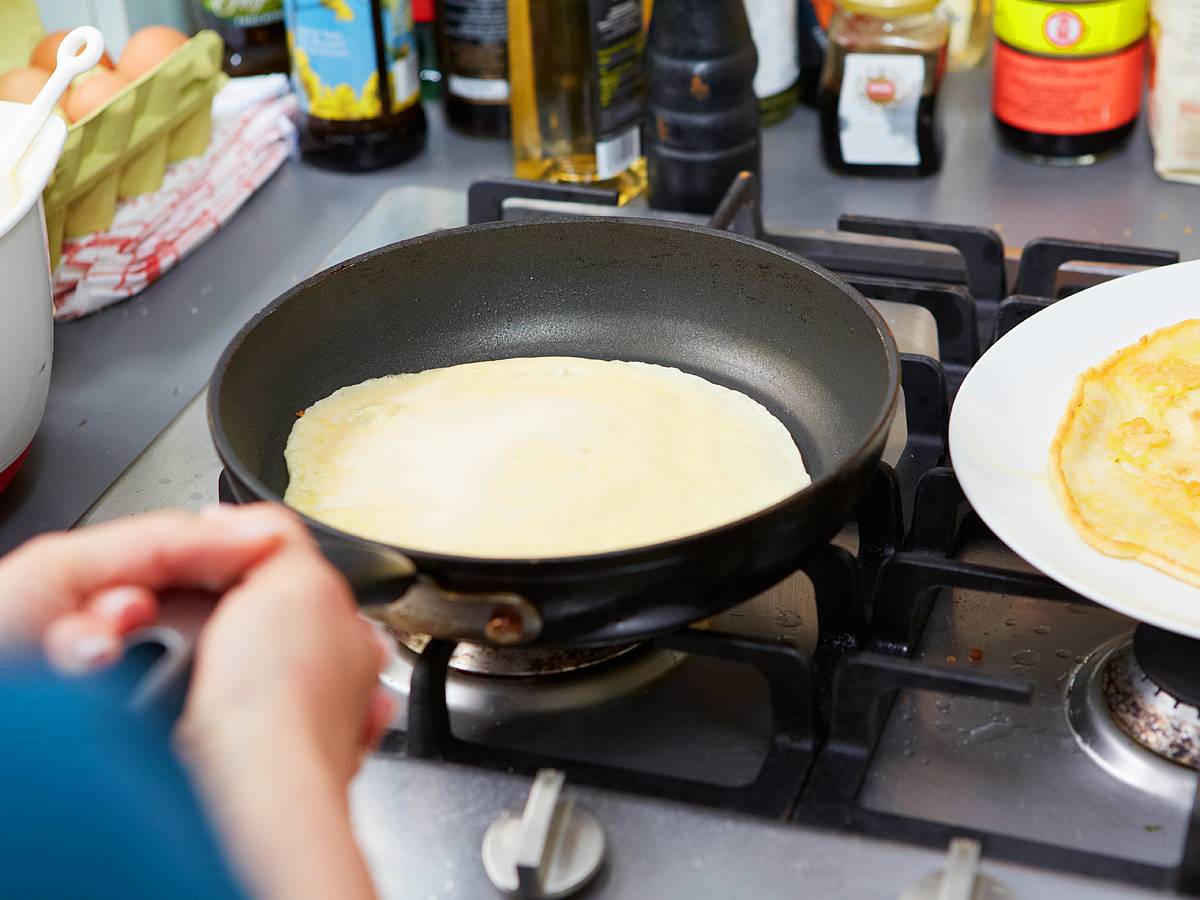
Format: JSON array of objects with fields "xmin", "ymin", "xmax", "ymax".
[
  {"xmin": 174, "ymin": 504, "xmax": 389, "ymax": 900},
  {"xmin": 0, "ymin": 505, "xmax": 286, "ymax": 666},
  {"xmin": 0, "ymin": 504, "xmax": 390, "ymax": 900}
]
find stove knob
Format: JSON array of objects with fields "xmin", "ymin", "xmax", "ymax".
[
  {"xmin": 898, "ymin": 838, "xmax": 1012, "ymax": 900},
  {"xmin": 482, "ymin": 768, "xmax": 606, "ymax": 899}
]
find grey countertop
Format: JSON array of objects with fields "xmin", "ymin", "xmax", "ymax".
[{"xmin": 2, "ymin": 65, "xmax": 1198, "ymax": 553}]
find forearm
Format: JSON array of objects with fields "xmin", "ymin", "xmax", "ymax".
[{"xmin": 179, "ymin": 731, "xmax": 377, "ymax": 900}]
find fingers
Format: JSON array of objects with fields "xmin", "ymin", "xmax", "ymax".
[
  {"xmin": 90, "ymin": 585, "xmax": 160, "ymax": 631},
  {"xmin": 0, "ymin": 503, "xmax": 300, "ymax": 644},
  {"xmin": 359, "ymin": 687, "xmax": 395, "ymax": 755},
  {"xmin": 44, "ymin": 613, "xmax": 121, "ymax": 673},
  {"xmin": 42, "ymin": 585, "xmax": 160, "ymax": 675}
]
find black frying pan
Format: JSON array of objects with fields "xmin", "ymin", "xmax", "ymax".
[{"xmin": 209, "ymin": 218, "xmax": 899, "ymax": 647}]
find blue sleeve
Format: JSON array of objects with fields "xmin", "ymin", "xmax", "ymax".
[{"xmin": 0, "ymin": 656, "xmax": 247, "ymax": 900}]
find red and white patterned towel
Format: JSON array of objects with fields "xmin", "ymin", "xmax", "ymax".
[{"xmin": 53, "ymin": 75, "xmax": 297, "ymax": 320}]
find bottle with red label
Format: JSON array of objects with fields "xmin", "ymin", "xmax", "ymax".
[
  {"xmin": 992, "ymin": 0, "xmax": 1149, "ymax": 163},
  {"xmin": 817, "ymin": 0, "xmax": 950, "ymax": 176}
]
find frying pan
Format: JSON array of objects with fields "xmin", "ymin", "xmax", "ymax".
[
  {"xmin": 950, "ymin": 260, "xmax": 1200, "ymax": 638},
  {"xmin": 209, "ymin": 218, "xmax": 899, "ymax": 647}
]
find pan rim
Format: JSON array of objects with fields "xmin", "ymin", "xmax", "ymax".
[{"xmin": 208, "ymin": 216, "xmax": 900, "ymax": 569}]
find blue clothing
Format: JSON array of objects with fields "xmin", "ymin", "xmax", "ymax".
[{"xmin": 0, "ymin": 656, "xmax": 246, "ymax": 900}]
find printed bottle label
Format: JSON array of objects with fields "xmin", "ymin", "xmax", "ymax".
[
  {"xmin": 443, "ymin": 0, "xmax": 509, "ymax": 103},
  {"xmin": 837, "ymin": 53, "xmax": 924, "ymax": 166},
  {"xmin": 994, "ymin": 0, "xmax": 1149, "ymax": 56},
  {"xmin": 993, "ymin": 38, "xmax": 1145, "ymax": 134},
  {"xmin": 745, "ymin": 0, "xmax": 800, "ymax": 98},
  {"xmin": 587, "ymin": 0, "xmax": 645, "ymax": 165},
  {"xmin": 285, "ymin": 0, "xmax": 420, "ymax": 121},
  {"xmin": 206, "ymin": 0, "xmax": 284, "ymax": 28}
]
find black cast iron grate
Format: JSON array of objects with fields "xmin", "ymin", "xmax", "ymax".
[{"xmin": 390, "ymin": 175, "xmax": 1197, "ymax": 892}]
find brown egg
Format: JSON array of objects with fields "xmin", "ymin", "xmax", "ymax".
[
  {"xmin": 0, "ymin": 66, "xmax": 51, "ymax": 104},
  {"xmin": 117, "ymin": 26, "xmax": 189, "ymax": 83},
  {"xmin": 63, "ymin": 68, "xmax": 128, "ymax": 122},
  {"xmin": 31, "ymin": 30, "xmax": 115, "ymax": 72}
]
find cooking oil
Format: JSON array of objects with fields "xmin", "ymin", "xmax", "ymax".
[
  {"xmin": 938, "ymin": 0, "xmax": 991, "ymax": 70},
  {"xmin": 507, "ymin": 0, "xmax": 648, "ymax": 204}
]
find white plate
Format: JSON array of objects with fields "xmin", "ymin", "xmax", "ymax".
[{"xmin": 949, "ymin": 260, "xmax": 1200, "ymax": 637}]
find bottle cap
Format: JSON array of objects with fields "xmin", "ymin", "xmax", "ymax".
[{"xmin": 838, "ymin": 0, "xmax": 940, "ymax": 17}]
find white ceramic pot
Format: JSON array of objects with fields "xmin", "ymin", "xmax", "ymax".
[{"xmin": 0, "ymin": 101, "xmax": 67, "ymax": 492}]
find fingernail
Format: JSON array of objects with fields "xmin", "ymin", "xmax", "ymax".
[
  {"xmin": 92, "ymin": 586, "xmax": 142, "ymax": 622},
  {"xmin": 61, "ymin": 633, "xmax": 118, "ymax": 673},
  {"xmin": 230, "ymin": 519, "xmax": 287, "ymax": 542},
  {"xmin": 198, "ymin": 503, "xmax": 237, "ymax": 519}
]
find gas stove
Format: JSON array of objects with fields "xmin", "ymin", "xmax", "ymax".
[{"xmin": 83, "ymin": 175, "xmax": 1198, "ymax": 898}]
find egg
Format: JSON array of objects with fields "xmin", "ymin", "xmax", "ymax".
[
  {"xmin": 0, "ymin": 66, "xmax": 51, "ymax": 104},
  {"xmin": 30, "ymin": 30, "xmax": 115, "ymax": 73},
  {"xmin": 63, "ymin": 68, "xmax": 128, "ymax": 122},
  {"xmin": 117, "ymin": 26, "xmax": 189, "ymax": 83}
]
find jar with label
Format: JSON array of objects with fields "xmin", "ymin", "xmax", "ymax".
[
  {"xmin": 1149, "ymin": 0, "xmax": 1200, "ymax": 182},
  {"xmin": 817, "ymin": 0, "xmax": 949, "ymax": 176},
  {"xmin": 436, "ymin": 0, "xmax": 509, "ymax": 136},
  {"xmin": 507, "ymin": 0, "xmax": 648, "ymax": 204},
  {"xmin": 193, "ymin": 0, "xmax": 289, "ymax": 75},
  {"xmin": 993, "ymin": 0, "xmax": 1148, "ymax": 163},
  {"xmin": 283, "ymin": 0, "xmax": 427, "ymax": 171},
  {"xmin": 744, "ymin": 0, "xmax": 800, "ymax": 124}
]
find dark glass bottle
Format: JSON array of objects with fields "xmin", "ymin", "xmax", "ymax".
[
  {"xmin": 283, "ymin": 0, "xmax": 427, "ymax": 171},
  {"xmin": 194, "ymin": 0, "xmax": 289, "ymax": 76},
  {"xmin": 643, "ymin": 0, "xmax": 761, "ymax": 212},
  {"xmin": 435, "ymin": 0, "xmax": 509, "ymax": 136},
  {"xmin": 796, "ymin": 0, "xmax": 827, "ymax": 104},
  {"xmin": 992, "ymin": 0, "xmax": 1147, "ymax": 164},
  {"xmin": 817, "ymin": 0, "xmax": 948, "ymax": 177},
  {"xmin": 413, "ymin": 0, "xmax": 443, "ymax": 100}
]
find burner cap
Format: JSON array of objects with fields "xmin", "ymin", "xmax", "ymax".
[
  {"xmin": 1132, "ymin": 624, "xmax": 1200, "ymax": 709},
  {"xmin": 388, "ymin": 629, "xmax": 641, "ymax": 677},
  {"xmin": 1104, "ymin": 639, "xmax": 1200, "ymax": 769}
]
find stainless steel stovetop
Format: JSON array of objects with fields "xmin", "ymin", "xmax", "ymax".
[{"xmin": 78, "ymin": 185, "xmax": 1190, "ymax": 899}]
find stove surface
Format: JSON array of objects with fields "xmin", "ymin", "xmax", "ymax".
[{"xmin": 79, "ymin": 183, "xmax": 1199, "ymax": 898}]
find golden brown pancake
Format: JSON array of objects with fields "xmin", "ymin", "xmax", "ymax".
[
  {"xmin": 284, "ymin": 357, "xmax": 810, "ymax": 558},
  {"xmin": 1050, "ymin": 319, "xmax": 1200, "ymax": 586}
]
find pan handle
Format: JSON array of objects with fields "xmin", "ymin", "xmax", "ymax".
[
  {"xmin": 324, "ymin": 542, "xmax": 544, "ymax": 645},
  {"xmin": 125, "ymin": 591, "xmax": 211, "ymax": 723}
]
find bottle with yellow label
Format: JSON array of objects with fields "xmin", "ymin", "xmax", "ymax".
[
  {"xmin": 992, "ymin": 0, "xmax": 1148, "ymax": 163},
  {"xmin": 283, "ymin": 0, "xmax": 427, "ymax": 171}
]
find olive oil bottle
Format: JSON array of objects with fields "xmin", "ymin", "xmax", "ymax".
[{"xmin": 507, "ymin": 0, "xmax": 648, "ymax": 204}]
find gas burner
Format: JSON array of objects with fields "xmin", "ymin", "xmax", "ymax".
[
  {"xmin": 388, "ymin": 629, "xmax": 640, "ymax": 677},
  {"xmin": 1067, "ymin": 634, "xmax": 1199, "ymax": 803},
  {"xmin": 378, "ymin": 635, "xmax": 688, "ymax": 730},
  {"xmin": 1105, "ymin": 627, "xmax": 1200, "ymax": 769}
]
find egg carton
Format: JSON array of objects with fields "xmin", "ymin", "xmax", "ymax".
[{"xmin": 0, "ymin": 2, "xmax": 226, "ymax": 268}]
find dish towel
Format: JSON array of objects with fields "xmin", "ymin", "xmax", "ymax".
[{"xmin": 53, "ymin": 74, "xmax": 298, "ymax": 321}]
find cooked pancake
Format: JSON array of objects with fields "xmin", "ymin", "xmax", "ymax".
[
  {"xmin": 284, "ymin": 357, "xmax": 811, "ymax": 558},
  {"xmin": 1050, "ymin": 319, "xmax": 1200, "ymax": 586}
]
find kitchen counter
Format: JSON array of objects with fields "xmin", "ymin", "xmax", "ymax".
[{"xmin": 1, "ymin": 64, "xmax": 1197, "ymax": 552}]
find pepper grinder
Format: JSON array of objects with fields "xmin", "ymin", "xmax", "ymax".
[{"xmin": 643, "ymin": 0, "xmax": 761, "ymax": 213}]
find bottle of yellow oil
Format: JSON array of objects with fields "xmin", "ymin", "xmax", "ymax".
[{"xmin": 507, "ymin": 0, "xmax": 648, "ymax": 203}]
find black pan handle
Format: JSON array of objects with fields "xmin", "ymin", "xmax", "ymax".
[{"xmin": 323, "ymin": 541, "xmax": 544, "ymax": 645}]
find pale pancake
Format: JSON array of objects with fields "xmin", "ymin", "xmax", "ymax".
[
  {"xmin": 284, "ymin": 357, "xmax": 810, "ymax": 558},
  {"xmin": 1050, "ymin": 319, "xmax": 1200, "ymax": 587}
]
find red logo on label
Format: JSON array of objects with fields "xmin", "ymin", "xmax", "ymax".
[
  {"xmin": 865, "ymin": 78, "xmax": 896, "ymax": 104},
  {"xmin": 1043, "ymin": 10, "xmax": 1084, "ymax": 48}
]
